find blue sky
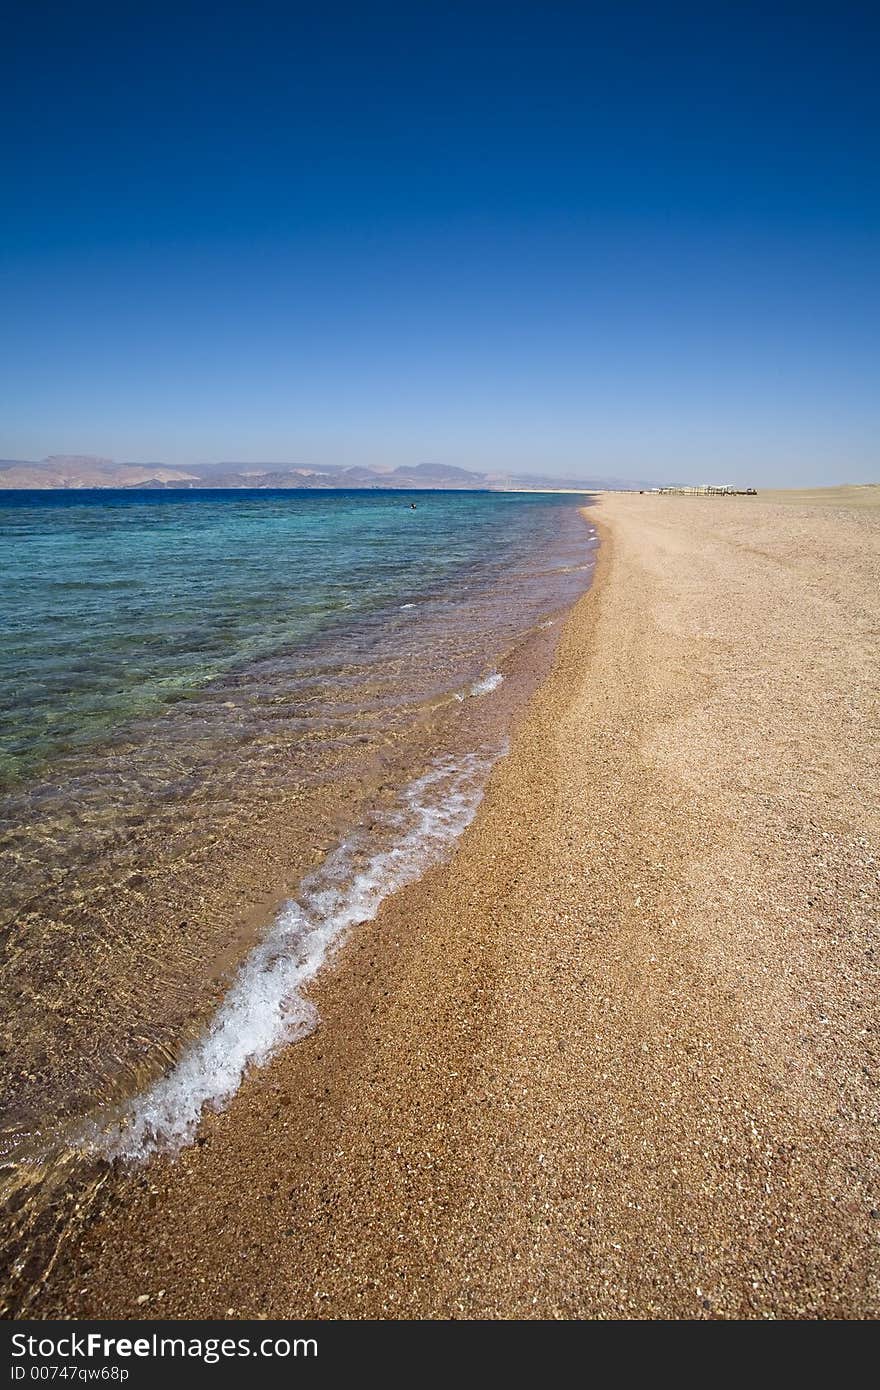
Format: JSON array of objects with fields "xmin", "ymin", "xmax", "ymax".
[{"xmin": 1, "ymin": 1, "xmax": 878, "ymax": 485}]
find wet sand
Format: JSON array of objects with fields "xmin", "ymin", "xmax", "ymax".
[{"xmin": 20, "ymin": 490, "xmax": 880, "ymax": 1318}]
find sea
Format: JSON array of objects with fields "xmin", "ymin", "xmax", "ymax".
[{"xmin": 0, "ymin": 487, "xmax": 595, "ymax": 1185}]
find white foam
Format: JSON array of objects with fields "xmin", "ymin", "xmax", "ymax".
[
  {"xmin": 470, "ymin": 671, "xmax": 504, "ymax": 697},
  {"xmin": 85, "ymin": 753, "xmax": 495, "ymax": 1161},
  {"xmin": 400, "ymin": 603, "xmax": 416, "ymax": 609}
]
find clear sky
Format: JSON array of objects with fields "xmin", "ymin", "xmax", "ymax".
[{"xmin": 1, "ymin": 1, "xmax": 878, "ymax": 485}]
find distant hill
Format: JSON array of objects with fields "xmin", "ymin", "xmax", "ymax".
[
  {"xmin": 0, "ymin": 456, "xmax": 201, "ymax": 489},
  {"xmin": 0, "ymin": 455, "xmax": 656, "ymax": 492}
]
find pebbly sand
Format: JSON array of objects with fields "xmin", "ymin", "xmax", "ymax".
[{"xmin": 18, "ymin": 490, "xmax": 880, "ymax": 1319}]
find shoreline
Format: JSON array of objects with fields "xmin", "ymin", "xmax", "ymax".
[
  {"xmin": 1, "ymin": 493, "xmax": 593, "ymax": 1162},
  {"xmin": 11, "ymin": 490, "xmax": 880, "ymax": 1318},
  {"xmin": 1, "ymin": 504, "xmax": 596, "ymax": 1314}
]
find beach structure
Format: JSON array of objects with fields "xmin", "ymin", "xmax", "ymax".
[{"xmin": 656, "ymin": 484, "xmax": 757, "ymax": 496}]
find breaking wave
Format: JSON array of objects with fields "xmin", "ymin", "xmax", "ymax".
[{"xmin": 85, "ymin": 751, "xmax": 499, "ymax": 1161}]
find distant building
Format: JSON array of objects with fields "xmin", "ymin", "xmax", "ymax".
[{"xmin": 657, "ymin": 484, "xmax": 756, "ymax": 496}]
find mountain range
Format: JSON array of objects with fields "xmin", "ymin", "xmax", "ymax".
[{"xmin": 0, "ymin": 456, "xmax": 654, "ymax": 492}]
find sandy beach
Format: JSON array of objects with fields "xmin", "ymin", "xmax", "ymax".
[{"xmin": 20, "ymin": 489, "xmax": 880, "ymax": 1319}]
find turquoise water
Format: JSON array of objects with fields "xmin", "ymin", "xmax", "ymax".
[{"xmin": 0, "ymin": 488, "xmax": 588, "ymax": 787}]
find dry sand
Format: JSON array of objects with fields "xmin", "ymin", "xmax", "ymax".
[
  {"xmin": 758, "ymin": 483, "xmax": 880, "ymax": 510},
  {"xmin": 24, "ymin": 490, "xmax": 880, "ymax": 1319}
]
